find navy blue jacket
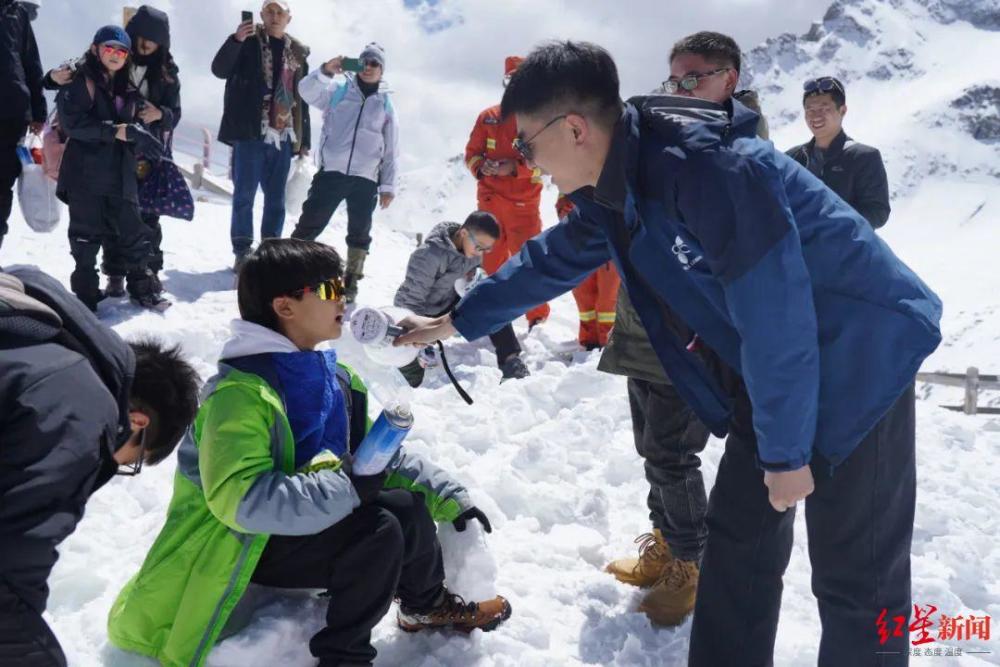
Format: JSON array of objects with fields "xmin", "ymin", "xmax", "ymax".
[{"xmin": 452, "ymin": 96, "xmax": 941, "ymax": 470}]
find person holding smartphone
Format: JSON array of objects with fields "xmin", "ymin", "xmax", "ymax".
[
  {"xmin": 211, "ymin": 0, "xmax": 311, "ymax": 272},
  {"xmin": 290, "ymin": 42, "xmax": 398, "ymax": 305}
]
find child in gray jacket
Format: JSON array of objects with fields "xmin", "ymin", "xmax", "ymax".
[{"xmin": 394, "ymin": 211, "xmax": 529, "ymax": 386}]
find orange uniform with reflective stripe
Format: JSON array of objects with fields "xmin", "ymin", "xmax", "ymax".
[
  {"xmin": 558, "ymin": 195, "xmax": 620, "ymax": 347},
  {"xmin": 465, "ymin": 104, "xmax": 549, "ymax": 323}
]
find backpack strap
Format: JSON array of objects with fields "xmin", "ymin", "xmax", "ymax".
[{"xmin": 334, "ymin": 365, "xmax": 368, "ymax": 454}]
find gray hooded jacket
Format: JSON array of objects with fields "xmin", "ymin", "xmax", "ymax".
[{"xmin": 394, "ymin": 222, "xmax": 479, "ymax": 316}]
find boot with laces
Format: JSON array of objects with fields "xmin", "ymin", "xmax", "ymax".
[
  {"xmin": 638, "ymin": 558, "xmax": 700, "ymax": 626},
  {"xmin": 397, "ymin": 588, "xmax": 512, "ymax": 634},
  {"xmin": 605, "ymin": 528, "xmax": 673, "ymax": 588}
]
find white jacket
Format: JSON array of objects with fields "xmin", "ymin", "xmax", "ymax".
[{"xmin": 298, "ymin": 69, "xmax": 399, "ymax": 194}]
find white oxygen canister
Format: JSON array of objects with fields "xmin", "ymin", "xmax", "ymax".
[{"xmin": 349, "ymin": 306, "xmax": 418, "ymax": 367}]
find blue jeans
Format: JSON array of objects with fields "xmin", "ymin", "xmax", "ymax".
[{"xmin": 230, "ymin": 139, "xmax": 292, "ymax": 255}]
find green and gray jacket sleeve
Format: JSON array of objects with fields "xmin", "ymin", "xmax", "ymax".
[
  {"xmin": 198, "ymin": 382, "xmax": 360, "ymax": 536},
  {"xmin": 384, "ymin": 448, "xmax": 471, "ymax": 522}
]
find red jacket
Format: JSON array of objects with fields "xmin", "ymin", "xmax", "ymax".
[{"xmin": 465, "ymin": 105, "xmax": 542, "ymax": 207}]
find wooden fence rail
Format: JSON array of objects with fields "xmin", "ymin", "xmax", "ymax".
[{"xmin": 916, "ymin": 367, "xmax": 1000, "ymax": 415}]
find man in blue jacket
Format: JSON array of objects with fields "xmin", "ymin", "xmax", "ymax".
[{"xmin": 398, "ymin": 41, "xmax": 941, "ymax": 666}]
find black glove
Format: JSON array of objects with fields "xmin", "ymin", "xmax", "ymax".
[
  {"xmin": 127, "ymin": 123, "xmax": 166, "ymax": 162},
  {"xmin": 453, "ymin": 507, "xmax": 492, "ymax": 533},
  {"xmin": 350, "ymin": 471, "xmax": 386, "ymax": 505}
]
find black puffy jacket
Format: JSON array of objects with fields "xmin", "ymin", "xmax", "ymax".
[
  {"xmin": 0, "ymin": 267, "xmax": 134, "ymax": 580},
  {"xmin": 786, "ymin": 130, "xmax": 891, "ymax": 228},
  {"xmin": 125, "ymin": 5, "xmax": 182, "ymax": 140},
  {"xmin": 55, "ymin": 59, "xmax": 143, "ymax": 202},
  {"xmin": 0, "ymin": 0, "xmax": 45, "ymax": 124}
]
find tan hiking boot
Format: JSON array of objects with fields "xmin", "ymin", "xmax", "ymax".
[
  {"xmin": 638, "ymin": 558, "xmax": 699, "ymax": 626},
  {"xmin": 605, "ymin": 529, "xmax": 673, "ymax": 587},
  {"xmin": 397, "ymin": 589, "xmax": 512, "ymax": 634}
]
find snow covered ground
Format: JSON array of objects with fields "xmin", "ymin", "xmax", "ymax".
[
  {"xmin": 4, "ymin": 162, "xmax": 998, "ymax": 666},
  {"xmin": 5, "ymin": 0, "xmax": 999, "ymax": 663}
]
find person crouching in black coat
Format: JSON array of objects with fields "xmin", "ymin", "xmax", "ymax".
[{"xmin": 55, "ymin": 25, "xmax": 167, "ymax": 312}]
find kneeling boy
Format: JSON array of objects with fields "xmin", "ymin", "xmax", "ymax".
[{"xmin": 107, "ymin": 239, "xmax": 510, "ymax": 667}]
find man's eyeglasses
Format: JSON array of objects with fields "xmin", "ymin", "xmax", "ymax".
[
  {"xmin": 116, "ymin": 427, "xmax": 146, "ymax": 477},
  {"xmin": 293, "ymin": 277, "xmax": 346, "ymax": 302},
  {"xmin": 101, "ymin": 45, "xmax": 130, "ymax": 60},
  {"xmin": 662, "ymin": 68, "xmax": 731, "ymax": 94},
  {"xmin": 803, "ymin": 77, "xmax": 844, "ymax": 97},
  {"xmin": 513, "ymin": 114, "xmax": 567, "ymax": 163},
  {"xmin": 467, "ymin": 234, "xmax": 493, "ymax": 253}
]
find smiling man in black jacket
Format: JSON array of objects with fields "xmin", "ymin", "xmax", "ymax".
[{"xmin": 786, "ymin": 76, "xmax": 891, "ymax": 228}]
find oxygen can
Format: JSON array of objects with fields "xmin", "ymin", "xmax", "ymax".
[{"xmin": 351, "ymin": 405, "xmax": 414, "ymax": 475}]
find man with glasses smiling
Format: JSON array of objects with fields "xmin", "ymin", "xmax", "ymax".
[
  {"xmin": 787, "ymin": 76, "xmax": 891, "ymax": 228},
  {"xmin": 397, "ymin": 40, "xmax": 941, "ymax": 666}
]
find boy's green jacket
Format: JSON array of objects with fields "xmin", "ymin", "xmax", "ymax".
[{"xmin": 107, "ymin": 324, "xmax": 470, "ymax": 666}]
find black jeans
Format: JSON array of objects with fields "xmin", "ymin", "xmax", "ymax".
[
  {"xmin": 291, "ymin": 170, "xmax": 378, "ymax": 251},
  {"xmin": 689, "ymin": 384, "xmax": 916, "ymax": 667},
  {"xmin": 627, "ymin": 378, "xmax": 710, "ymax": 561},
  {"xmin": 0, "ymin": 120, "xmax": 27, "ymax": 246},
  {"xmin": 250, "ymin": 489, "xmax": 444, "ymax": 665},
  {"xmin": 67, "ymin": 192, "xmax": 152, "ymax": 308}
]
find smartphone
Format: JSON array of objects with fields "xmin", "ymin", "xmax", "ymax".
[
  {"xmin": 241, "ymin": 10, "xmax": 253, "ymax": 24},
  {"xmin": 341, "ymin": 57, "xmax": 363, "ymax": 73}
]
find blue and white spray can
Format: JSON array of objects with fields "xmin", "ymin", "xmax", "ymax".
[{"xmin": 351, "ymin": 404, "xmax": 414, "ymax": 475}]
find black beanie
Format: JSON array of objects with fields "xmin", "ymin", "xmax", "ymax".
[{"xmin": 126, "ymin": 5, "xmax": 171, "ymax": 51}]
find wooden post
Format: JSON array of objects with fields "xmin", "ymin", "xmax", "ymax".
[
  {"xmin": 964, "ymin": 366, "xmax": 980, "ymax": 415},
  {"xmin": 192, "ymin": 162, "xmax": 204, "ymax": 190},
  {"xmin": 201, "ymin": 128, "xmax": 213, "ymax": 170}
]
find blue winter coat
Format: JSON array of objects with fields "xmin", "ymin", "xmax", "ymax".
[{"xmin": 451, "ymin": 95, "xmax": 941, "ymax": 471}]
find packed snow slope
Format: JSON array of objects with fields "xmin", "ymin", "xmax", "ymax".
[{"xmin": 3, "ymin": 0, "xmax": 999, "ymax": 664}]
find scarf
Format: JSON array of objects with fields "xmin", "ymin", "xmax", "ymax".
[{"xmin": 258, "ymin": 26, "xmax": 301, "ymax": 149}]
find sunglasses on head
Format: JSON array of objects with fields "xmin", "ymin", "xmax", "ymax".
[
  {"xmin": 803, "ymin": 77, "xmax": 844, "ymax": 96},
  {"xmin": 101, "ymin": 44, "xmax": 130, "ymax": 59},
  {"xmin": 293, "ymin": 277, "xmax": 346, "ymax": 302}
]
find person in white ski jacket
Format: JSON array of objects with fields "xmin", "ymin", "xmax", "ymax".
[{"xmin": 291, "ymin": 42, "xmax": 399, "ymax": 303}]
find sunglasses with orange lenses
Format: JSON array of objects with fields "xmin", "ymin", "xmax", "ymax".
[
  {"xmin": 295, "ymin": 277, "xmax": 345, "ymax": 302},
  {"xmin": 101, "ymin": 44, "xmax": 130, "ymax": 59}
]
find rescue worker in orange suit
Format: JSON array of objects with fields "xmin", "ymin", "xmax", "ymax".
[
  {"xmin": 557, "ymin": 195, "xmax": 620, "ymax": 349},
  {"xmin": 464, "ymin": 55, "xmax": 549, "ymax": 328}
]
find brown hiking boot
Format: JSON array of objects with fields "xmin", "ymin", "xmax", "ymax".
[
  {"xmin": 397, "ymin": 589, "xmax": 512, "ymax": 634},
  {"xmin": 638, "ymin": 558, "xmax": 699, "ymax": 626},
  {"xmin": 605, "ymin": 529, "xmax": 673, "ymax": 588}
]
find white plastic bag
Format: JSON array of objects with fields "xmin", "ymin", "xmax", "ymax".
[
  {"xmin": 285, "ymin": 156, "xmax": 316, "ymax": 218},
  {"xmin": 18, "ymin": 162, "xmax": 61, "ymax": 233}
]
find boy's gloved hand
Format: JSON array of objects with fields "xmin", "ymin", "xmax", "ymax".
[
  {"xmin": 350, "ymin": 471, "xmax": 386, "ymax": 505},
  {"xmin": 453, "ymin": 507, "xmax": 492, "ymax": 533}
]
